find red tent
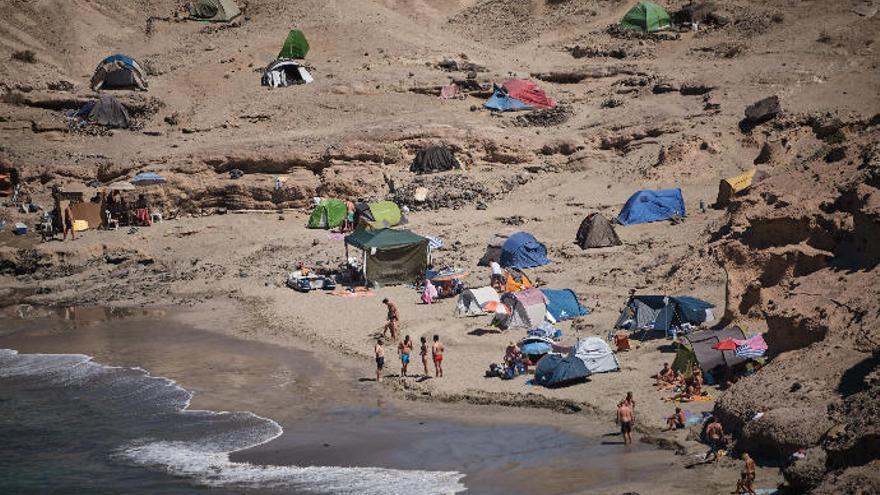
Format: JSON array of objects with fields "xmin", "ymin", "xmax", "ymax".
[{"xmin": 502, "ymin": 80, "xmax": 555, "ymax": 109}]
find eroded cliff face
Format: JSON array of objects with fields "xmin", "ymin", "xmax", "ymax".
[{"xmin": 712, "ymin": 116, "xmax": 880, "ymax": 492}]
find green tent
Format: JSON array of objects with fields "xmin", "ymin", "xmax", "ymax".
[
  {"xmin": 187, "ymin": 0, "xmax": 241, "ymax": 22},
  {"xmin": 307, "ymin": 199, "xmax": 347, "ymax": 229},
  {"xmin": 357, "ymin": 201, "xmax": 402, "ymax": 230},
  {"xmin": 279, "ymin": 30, "xmax": 310, "ymax": 59},
  {"xmin": 344, "ymin": 228, "xmax": 429, "ymax": 285},
  {"xmin": 620, "ymin": 2, "xmax": 671, "ymax": 32}
]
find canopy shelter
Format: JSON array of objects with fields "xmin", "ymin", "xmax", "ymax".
[
  {"xmin": 620, "ymin": 2, "xmax": 671, "ymax": 33},
  {"xmin": 573, "ymin": 337, "xmax": 620, "ymax": 373},
  {"xmin": 494, "ymin": 288, "xmax": 547, "ymax": 330},
  {"xmin": 186, "ymin": 0, "xmax": 240, "ymax": 22},
  {"xmin": 534, "ymin": 354, "xmax": 591, "ymax": 388},
  {"xmin": 455, "ymin": 286, "xmax": 500, "ymax": 317},
  {"xmin": 308, "ymin": 199, "xmax": 347, "ymax": 229},
  {"xmin": 715, "ymin": 168, "xmax": 770, "ymax": 207},
  {"xmin": 617, "ymin": 188, "xmax": 686, "ymax": 225},
  {"xmin": 344, "ymin": 228, "xmax": 429, "ymax": 285},
  {"xmin": 131, "ymin": 172, "xmax": 167, "ymax": 186},
  {"xmin": 73, "ymin": 95, "xmax": 130, "ymax": 128},
  {"xmin": 672, "ymin": 327, "xmax": 748, "ymax": 376},
  {"xmin": 279, "ymin": 30, "xmax": 309, "ymax": 59},
  {"xmin": 261, "ymin": 59, "xmax": 314, "ymax": 88},
  {"xmin": 90, "ymin": 54, "xmax": 147, "ymax": 91},
  {"xmin": 499, "ymin": 231, "xmax": 551, "ymax": 270},
  {"xmin": 411, "ymin": 146, "xmax": 460, "ymax": 174},
  {"xmin": 485, "ymin": 80, "xmax": 554, "ymax": 112},
  {"xmin": 355, "ymin": 201, "xmax": 402, "ymax": 230},
  {"xmin": 576, "ymin": 213, "xmax": 621, "ymax": 249},
  {"xmin": 615, "ymin": 295, "xmax": 715, "ymax": 338},
  {"xmin": 541, "ymin": 289, "xmax": 589, "ymax": 321}
]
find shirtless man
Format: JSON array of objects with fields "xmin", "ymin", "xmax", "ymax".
[
  {"xmin": 735, "ymin": 453, "xmax": 757, "ymax": 494},
  {"xmin": 654, "ymin": 363, "xmax": 672, "ymax": 385},
  {"xmin": 382, "ymin": 298, "xmax": 400, "ymax": 341},
  {"xmin": 664, "ymin": 407, "xmax": 687, "ymax": 431},
  {"xmin": 431, "ymin": 334, "xmax": 444, "ymax": 378},
  {"xmin": 617, "ymin": 401, "xmax": 634, "ymax": 445},
  {"xmin": 705, "ymin": 417, "xmax": 724, "ymax": 463},
  {"xmin": 622, "ymin": 391, "xmax": 635, "ymax": 410},
  {"xmin": 374, "ymin": 339, "xmax": 385, "ymax": 383}
]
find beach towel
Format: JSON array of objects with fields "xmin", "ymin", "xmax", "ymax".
[
  {"xmin": 332, "ymin": 287, "xmax": 374, "ymax": 298},
  {"xmin": 422, "ymin": 279, "xmax": 438, "ymax": 304}
]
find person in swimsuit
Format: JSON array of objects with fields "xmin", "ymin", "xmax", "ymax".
[
  {"xmin": 617, "ymin": 400, "xmax": 634, "ymax": 445},
  {"xmin": 735, "ymin": 453, "xmax": 757, "ymax": 495},
  {"xmin": 374, "ymin": 339, "xmax": 385, "ymax": 383},
  {"xmin": 382, "ymin": 298, "xmax": 400, "ymax": 342},
  {"xmin": 419, "ymin": 336, "xmax": 430, "ymax": 377},
  {"xmin": 705, "ymin": 417, "xmax": 724, "ymax": 463},
  {"xmin": 622, "ymin": 391, "xmax": 635, "ymax": 410},
  {"xmin": 431, "ymin": 334, "xmax": 444, "ymax": 378},
  {"xmin": 664, "ymin": 407, "xmax": 687, "ymax": 431},
  {"xmin": 398, "ymin": 335, "xmax": 412, "ymax": 377}
]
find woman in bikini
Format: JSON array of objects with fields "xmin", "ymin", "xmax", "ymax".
[{"xmin": 419, "ymin": 336, "xmax": 430, "ymax": 377}]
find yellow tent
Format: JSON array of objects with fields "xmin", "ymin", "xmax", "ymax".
[{"xmin": 716, "ymin": 168, "xmax": 767, "ymax": 206}]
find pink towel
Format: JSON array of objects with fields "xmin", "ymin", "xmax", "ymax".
[{"xmin": 734, "ymin": 333, "xmax": 768, "ymax": 351}]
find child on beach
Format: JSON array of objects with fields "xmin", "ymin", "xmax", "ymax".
[
  {"xmin": 398, "ymin": 335, "xmax": 413, "ymax": 377},
  {"xmin": 374, "ymin": 339, "xmax": 385, "ymax": 383}
]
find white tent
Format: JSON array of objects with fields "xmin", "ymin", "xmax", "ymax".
[
  {"xmin": 261, "ymin": 60, "xmax": 314, "ymax": 88},
  {"xmin": 455, "ymin": 286, "xmax": 500, "ymax": 317},
  {"xmin": 494, "ymin": 288, "xmax": 547, "ymax": 330},
  {"xmin": 573, "ymin": 337, "xmax": 620, "ymax": 373}
]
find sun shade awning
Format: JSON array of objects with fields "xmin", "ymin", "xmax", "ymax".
[{"xmin": 344, "ymin": 228, "xmax": 428, "ymax": 250}]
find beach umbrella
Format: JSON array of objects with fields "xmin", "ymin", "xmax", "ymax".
[
  {"xmin": 713, "ymin": 338, "xmax": 738, "ymax": 351},
  {"xmin": 131, "ymin": 172, "xmax": 167, "ymax": 186},
  {"xmin": 107, "ymin": 180, "xmax": 136, "ymax": 191}
]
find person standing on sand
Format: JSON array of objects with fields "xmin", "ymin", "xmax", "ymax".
[
  {"xmin": 617, "ymin": 400, "xmax": 634, "ymax": 445},
  {"xmin": 431, "ymin": 334, "xmax": 444, "ymax": 378},
  {"xmin": 398, "ymin": 335, "xmax": 412, "ymax": 377},
  {"xmin": 382, "ymin": 298, "xmax": 400, "ymax": 341},
  {"xmin": 705, "ymin": 417, "xmax": 724, "ymax": 463},
  {"xmin": 734, "ymin": 453, "xmax": 757, "ymax": 494},
  {"xmin": 419, "ymin": 336, "xmax": 430, "ymax": 377},
  {"xmin": 374, "ymin": 339, "xmax": 385, "ymax": 383},
  {"xmin": 622, "ymin": 391, "xmax": 635, "ymax": 410}
]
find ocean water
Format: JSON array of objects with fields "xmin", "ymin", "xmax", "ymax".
[{"xmin": 0, "ymin": 349, "xmax": 466, "ymax": 495}]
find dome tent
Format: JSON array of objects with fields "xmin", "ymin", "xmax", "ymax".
[
  {"xmin": 617, "ymin": 188, "xmax": 685, "ymax": 225},
  {"xmin": 73, "ymin": 95, "xmax": 130, "ymax": 128},
  {"xmin": 411, "ymin": 146, "xmax": 460, "ymax": 174},
  {"xmin": 261, "ymin": 59, "xmax": 314, "ymax": 88},
  {"xmin": 620, "ymin": 2, "xmax": 672, "ymax": 33},
  {"xmin": 573, "ymin": 337, "xmax": 620, "ymax": 373},
  {"xmin": 308, "ymin": 199, "xmax": 347, "ymax": 229},
  {"xmin": 534, "ymin": 354, "xmax": 591, "ymax": 388},
  {"xmin": 500, "ymin": 232, "xmax": 551, "ymax": 269},
  {"xmin": 576, "ymin": 213, "xmax": 621, "ymax": 249},
  {"xmin": 90, "ymin": 54, "xmax": 147, "ymax": 91},
  {"xmin": 186, "ymin": 0, "xmax": 240, "ymax": 22}
]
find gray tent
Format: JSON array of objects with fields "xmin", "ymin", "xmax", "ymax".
[
  {"xmin": 673, "ymin": 327, "xmax": 748, "ymax": 374},
  {"xmin": 187, "ymin": 0, "xmax": 241, "ymax": 22},
  {"xmin": 576, "ymin": 213, "xmax": 621, "ymax": 249},
  {"xmin": 74, "ymin": 96, "xmax": 130, "ymax": 128},
  {"xmin": 90, "ymin": 55, "xmax": 147, "ymax": 91},
  {"xmin": 410, "ymin": 146, "xmax": 460, "ymax": 174}
]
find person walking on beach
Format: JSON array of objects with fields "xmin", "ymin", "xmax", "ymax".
[
  {"xmin": 617, "ymin": 400, "xmax": 634, "ymax": 445},
  {"xmin": 398, "ymin": 335, "xmax": 413, "ymax": 377},
  {"xmin": 382, "ymin": 298, "xmax": 400, "ymax": 341},
  {"xmin": 374, "ymin": 339, "xmax": 385, "ymax": 383},
  {"xmin": 419, "ymin": 336, "xmax": 430, "ymax": 377},
  {"xmin": 705, "ymin": 417, "xmax": 724, "ymax": 463},
  {"xmin": 431, "ymin": 334, "xmax": 444, "ymax": 378},
  {"xmin": 734, "ymin": 453, "xmax": 757, "ymax": 494}
]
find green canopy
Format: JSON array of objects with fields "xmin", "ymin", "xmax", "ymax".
[
  {"xmin": 620, "ymin": 2, "xmax": 671, "ymax": 33},
  {"xmin": 345, "ymin": 228, "xmax": 429, "ymax": 285},
  {"xmin": 345, "ymin": 228, "xmax": 426, "ymax": 250},
  {"xmin": 187, "ymin": 0, "xmax": 241, "ymax": 22},
  {"xmin": 307, "ymin": 199, "xmax": 347, "ymax": 229},
  {"xmin": 279, "ymin": 30, "xmax": 309, "ymax": 59}
]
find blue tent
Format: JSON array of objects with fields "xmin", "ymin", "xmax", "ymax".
[
  {"xmin": 534, "ymin": 354, "xmax": 591, "ymax": 388},
  {"xmin": 100, "ymin": 54, "xmax": 138, "ymax": 69},
  {"xmin": 614, "ymin": 295, "xmax": 715, "ymax": 337},
  {"xmin": 541, "ymin": 289, "xmax": 590, "ymax": 321},
  {"xmin": 500, "ymin": 232, "xmax": 551, "ymax": 269},
  {"xmin": 484, "ymin": 84, "xmax": 532, "ymax": 112},
  {"xmin": 617, "ymin": 188, "xmax": 686, "ymax": 225}
]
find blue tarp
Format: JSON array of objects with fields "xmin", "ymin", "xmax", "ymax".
[
  {"xmin": 500, "ymin": 231, "xmax": 551, "ymax": 269},
  {"xmin": 484, "ymin": 85, "xmax": 532, "ymax": 112},
  {"xmin": 131, "ymin": 172, "xmax": 167, "ymax": 185},
  {"xmin": 541, "ymin": 289, "xmax": 590, "ymax": 321},
  {"xmin": 617, "ymin": 188, "xmax": 686, "ymax": 225},
  {"xmin": 534, "ymin": 354, "xmax": 591, "ymax": 388}
]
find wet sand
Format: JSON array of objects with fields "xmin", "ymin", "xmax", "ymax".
[{"xmin": 0, "ymin": 302, "xmax": 757, "ymax": 494}]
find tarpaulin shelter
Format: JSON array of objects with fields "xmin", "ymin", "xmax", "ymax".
[
  {"xmin": 186, "ymin": 0, "xmax": 240, "ymax": 22},
  {"xmin": 494, "ymin": 288, "xmax": 548, "ymax": 330},
  {"xmin": 620, "ymin": 2, "xmax": 672, "ymax": 33},
  {"xmin": 576, "ymin": 213, "xmax": 621, "ymax": 249},
  {"xmin": 485, "ymin": 84, "xmax": 532, "ymax": 112},
  {"xmin": 617, "ymin": 188, "xmax": 686, "ymax": 225},
  {"xmin": 573, "ymin": 337, "xmax": 620, "ymax": 373},
  {"xmin": 355, "ymin": 201, "xmax": 402, "ymax": 230},
  {"xmin": 715, "ymin": 168, "xmax": 770, "ymax": 207},
  {"xmin": 344, "ymin": 228, "xmax": 429, "ymax": 285},
  {"xmin": 90, "ymin": 54, "xmax": 147, "ymax": 91},
  {"xmin": 73, "ymin": 95, "xmax": 130, "ymax": 128},
  {"xmin": 131, "ymin": 172, "xmax": 166, "ymax": 186},
  {"xmin": 410, "ymin": 146, "xmax": 460, "ymax": 174},
  {"xmin": 615, "ymin": 295, "xmax": 715, "ymax": 337},
  {"xmin": 484, "ymin": 80, "xmax": 554, "ymax": 111},
  {"xmin": 541, "ymin": 289, "xmax": 589, "ymax": 321},
  {"xmin": 534, "ymin": 354, "xmax": 591, "ymax": 388},
  {"xmin": 455, "ymin": 286, "xmax": 500, "ymax": 317},
  {"xmin": 261, "ymin": 59, "xmax": 314, "ymax": 88},
  {"xmin": 672, "ymin": 327, "xmax": 748, "ymax": 375},
  {"xmin": 499, "ymin": 232, "xmax": 551, "ymax": 269},
  {"xmin": 307, "ymin": 199, "xmax": 347, "ymax": 229},
  {"xmin": 278, "ymin": 30, "xmax": 309, "ymax": 59}
]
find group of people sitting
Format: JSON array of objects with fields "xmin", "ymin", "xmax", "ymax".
[
  {"xmin": 654, "ymin": 362, "xmax": 704, "ymax": 401},
  {"xmin": 485, "ymin": 342, "xmax": 531, "ymax": 380},
  {"xmin": 106, "ymin": 191, "xmax": 153, "ymax": 227}
]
